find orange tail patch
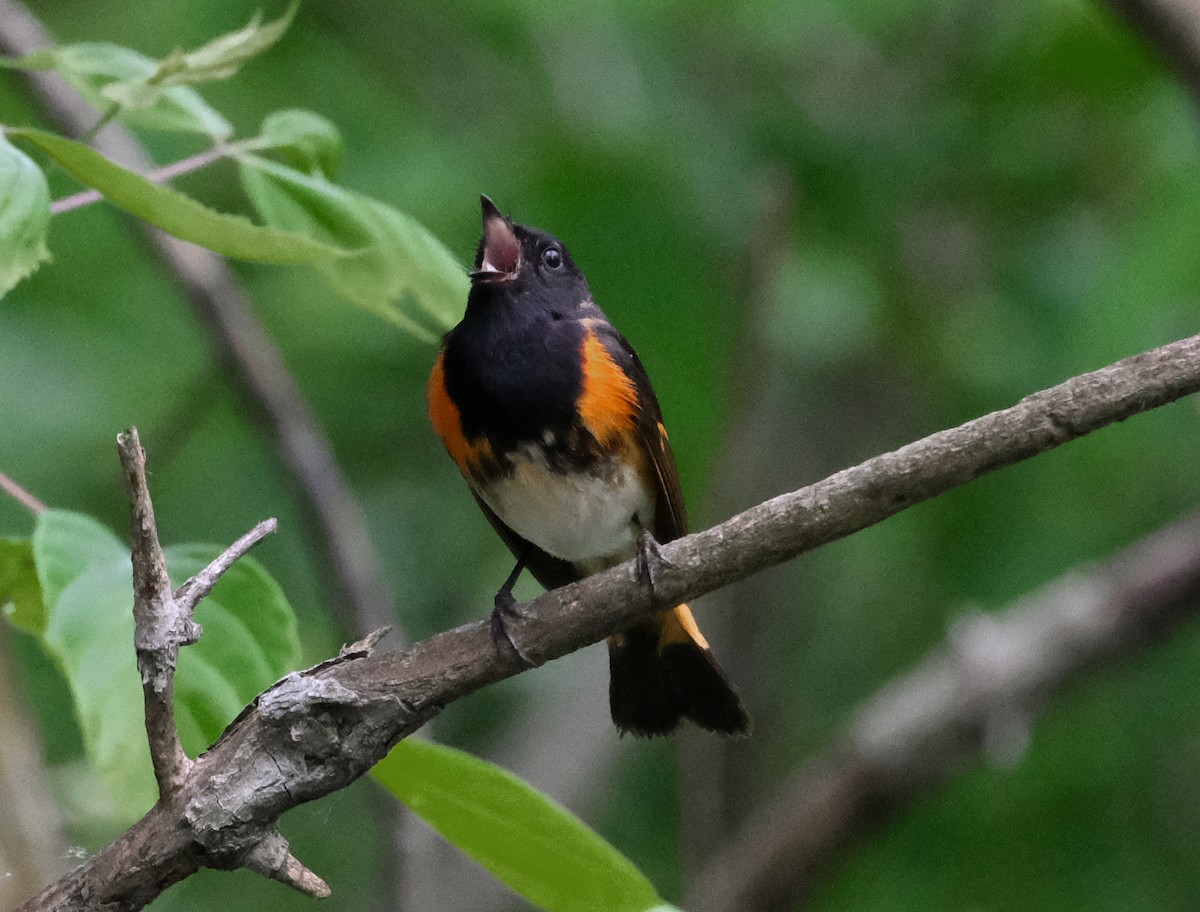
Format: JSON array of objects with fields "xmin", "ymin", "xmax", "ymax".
[
  {"xmin": 658, "ymin": 604, "xmax": 710, "ymax": 651},
  {"xmin": 608, "ymin": 605, "xmax": 749, "ymax": 737}
]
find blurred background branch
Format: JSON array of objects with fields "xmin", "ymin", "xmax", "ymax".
[
  {"xmin": 0, "ymin": 627, "xmax": 68, "ymax": 911},
  {"xmin": 677, "ymin": 168, "xmax": 802, "ymax": 874},
  {"xmin": 1104, "ymin": 0, "xmax": 1200, "ymax": 103},
  {"xmin": 687, "ymin": 508, "xmax": 1200, "ymax": 911}
]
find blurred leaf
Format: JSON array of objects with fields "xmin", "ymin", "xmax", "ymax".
[
  {"xmin": 373, "ymin": 739, "xmax": 664, "ymax": 912},
  {"xmin": 239, "ymin": 154, "xmax": 467, "ymax": 340},
  {"xmin": 259, "ymin": 108, "xmax": 344, "ymax": 180},
  {"xmin": 32, "ymin": 510, "xmax": 128, "ymax": 608},
  {"xmin": 4, "ymin": 43, "xmax": 232, "ymax": 138},
  {"xmin": 0, "ymin": 132, "xmax": 52, "ymax": 298},
  {"xmin": 101, "ymin": 2, "xmax": 299, "ymax": 110},
  {"xmin": 10, "ymin": 127, "xmax": 351, "ymax": 264},
  {"xmin": 29, "ymin": 510, "xmax": 300, "ymax": 822},
  {"xmin": 0, "ymin": 538, "xmax": 45, "ymax": 635}
]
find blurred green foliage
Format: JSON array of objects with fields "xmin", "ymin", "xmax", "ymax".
[{"xmin": 3, "ymin": 0, "xmax": 1200, "ymax": 910}]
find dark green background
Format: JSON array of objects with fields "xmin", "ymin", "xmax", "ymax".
[{"xmin": 3, "ymin": 0, "xmax": 1200, "ymax": 909}]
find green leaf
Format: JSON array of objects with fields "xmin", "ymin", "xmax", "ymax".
[
  {"xmin": 32, "ymin": 512, "xmax": 154, "ymax": 812},
  {"xmin": 10, "ymin": 128, "xmax": 350, "ymax": 265},
  {"xmin": 373, "ymin": 740, "xmax": 664, "ymax": 912},
  {"xmin": 29, "ymin": 509, "xmax": 300, "ymax": 821},
  {"xmin": 259, "ymin": 109, "xmax": 344, "ymax": 180},
  {"xmin": 0, "ymin": 131, "xmax": 52, "ymax": 298},
  {"xmin": 239, "ymin": 154, "xmax": 467, "ymax": 339},
  {"xmin": 5, "ymin": 43, "xmax": 232, "ymax": 138},
  {"xmin": 101, "ymin": 1, "xmax": 299, "ymax": 111},
  {"xmin": 0, "ymin": 538, "xmax": 45, "ymax": 635}
]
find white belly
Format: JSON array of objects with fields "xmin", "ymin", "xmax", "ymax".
[{"xmin": 476, "ymin": 446, "xmax": 653, "ymax": 569}]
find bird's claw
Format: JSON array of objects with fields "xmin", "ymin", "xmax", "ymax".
[
  {"xmin": 491, "ymin": 590, "xmax": 535, "ymax": 668},
  {"xmin": 636, "ymin": 530, "xmax": 673, "ymax": 605}
]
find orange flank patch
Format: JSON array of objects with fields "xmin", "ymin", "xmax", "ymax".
[
  {"xmin": 427, "ymin": 351, "xmax": 494, "ymax": 477},
  {"xmin": 659, "ymin": 603, "xmax": 711, "ymax": 651},
  {"xmin": 577, "ymin": 330, "xmax": 638, "ymax": 444}
]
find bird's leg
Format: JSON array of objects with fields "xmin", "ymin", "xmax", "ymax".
[
  {"xmin": 493, "ymin": 551, "xmax": 527, "ymax": 614},
  {"xmin": 491, "ymin": 547, "xmax": 534, "ymax": 667}
]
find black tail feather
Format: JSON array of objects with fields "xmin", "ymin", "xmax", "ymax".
[
  {"xmin": 608, "ymin": 623, "xmax": 683, "ymax": 737},
  {"xmin": 607, "ymin": 614, "xmax": 749, "ymax": 738},
  {"xmin": 662, "ymin": 641, "xmax": 750, "ymax": 736}
]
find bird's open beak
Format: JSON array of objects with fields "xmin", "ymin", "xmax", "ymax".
[{"xmin": 470, "ymin": 195, "xmax": 521, "ymax": 282}]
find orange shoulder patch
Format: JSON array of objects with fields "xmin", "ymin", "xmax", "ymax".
[
  {"xmin": 577, "ymin": 330, "xmax": 638, "ymax": 444},
  {"xmin": 428, "ymin": 351, "xmax": 494, "ymax": 476}
]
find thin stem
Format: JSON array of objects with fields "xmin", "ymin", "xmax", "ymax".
[
  {"xmin": 0, "ymin": 470, "xmax": 46, "ymax": 515},
  {"xmin": 49, "ymin": 139, "xmax": 263, "ymax": 215},
  {"xmin": 174, "ymin": 517, "xmax": 278, "ymax": 612},
  {"xmin": 76, "ymin": 101, "xmax": 121, "ymax": 145}
]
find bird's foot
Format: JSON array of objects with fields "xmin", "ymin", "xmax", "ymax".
[
  {"xmin": 635, "ymin": 530, "xmax": 673, "ymax": 605},
  {"xmin": 491, "ymin": 589, "xmax": 535, "ymax": 668}
]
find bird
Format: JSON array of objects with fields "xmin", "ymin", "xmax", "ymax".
[{"xmin": 427, "ymin": 196, "xmax": 749, "ymax": 737}]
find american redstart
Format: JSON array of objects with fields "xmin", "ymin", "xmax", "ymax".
[{"xmin": 428, "ymin": 196, "xmax": 749, "ymax": 737}]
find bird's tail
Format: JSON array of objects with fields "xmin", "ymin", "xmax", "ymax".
[{"xmin": 607, "ymin": 604, "xmax": 750, "ymax": 737}]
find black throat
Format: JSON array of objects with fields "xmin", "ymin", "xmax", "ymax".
[{"xmin": 441, "ymin": 284, "xmax": 587, "ymax": 454}]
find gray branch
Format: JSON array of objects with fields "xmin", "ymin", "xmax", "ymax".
[
  {"xmin": 14, "ymin": 333, "xmax": 1200, "ymax": 911},
  {"xmin": 173, "ymin": 518, "xmax": 279, "ymax": 612},
  {"xmin": 118, "ymin": 428, "xmax": 195, "ymax": 799},
  {"xmin": 109, "ymin": 427, "xmax": 322, "ymax": 903}
]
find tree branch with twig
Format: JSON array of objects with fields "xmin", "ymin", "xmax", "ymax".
[{"xmin": 14, "ymin": 332, "xmax": 1200, "ymax": 911}]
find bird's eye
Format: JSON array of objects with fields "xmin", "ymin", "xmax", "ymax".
[{"xmin": 542, "ymin": 247, "xmax": 563, "ymax": 269}]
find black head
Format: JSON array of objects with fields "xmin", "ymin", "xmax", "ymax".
[{"xmin": 468, "ymin": 196, "xmax": 591, "ymax": 312}]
